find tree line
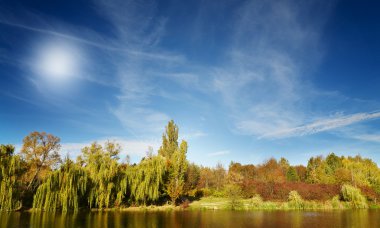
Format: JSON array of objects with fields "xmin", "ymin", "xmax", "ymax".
[{"xmin": 1, "ymin": 120, "xmax": 380, "ymax": 211}]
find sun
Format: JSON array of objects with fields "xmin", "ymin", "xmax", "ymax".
[{"xmin": 34, "ymin": 41, "xmax": 80, "ymax": 83}]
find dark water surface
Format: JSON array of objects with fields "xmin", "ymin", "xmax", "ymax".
[{"xmin": 1, "ymin": 210, "xmax": 379, "ymax": 228}]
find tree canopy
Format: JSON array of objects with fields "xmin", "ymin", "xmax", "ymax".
[{"xmin": 1, "ymin": 123, "xmax": 380, "ymax": 211}]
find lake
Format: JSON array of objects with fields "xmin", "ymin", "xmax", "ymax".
[{"xmin": 1, "ymin": 210, "xmax": 379, "ymax": 228}]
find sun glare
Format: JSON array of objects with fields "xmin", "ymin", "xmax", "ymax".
[{"xmin": 33, "ymin": 41, "xmax": 80, "ymax": 85}]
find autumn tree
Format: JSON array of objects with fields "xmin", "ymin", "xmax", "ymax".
[
  {"xmin": 214, "ymin": 163, "xmax": 226, "ymax": 191},
  {"xmin": 198, "ymin": 167, "xmax": 214, "ymax": 189},
  {"xmin": 305, "ymin": 156, "xmax": 334, "ymax": 183},
  {"xmin": 184, "ymin": 163, "xmax": 201, "ymax": 196},
  {"xmin": 294, "ymin": 165, "xmax": 307, "ymax": 182},
  {"xmin": 279, "ymin": 157, "xmax": 290, "ymax": 176},
  {"xmin": 227, "ymin": 162, "xmax": 244, "ymax": 186},
  {"xmin": 256, "ymin": 158, "xmax": 285, "ymax": 195},
  {"xmin": 20, "ymin": 132, "xmax": 61, "ymax": 191}
]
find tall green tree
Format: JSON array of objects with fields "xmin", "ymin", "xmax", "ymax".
[
  {"xmin": 166, "ymin": 140, "xmax": 188, "ymax": 204},
  {"xmin": 158, "ymin": 120, "xmax": 179, "ymax": 158},
  {"xmin": 158, "ymin": 120, "xmax": 188, "ymax": 204}
]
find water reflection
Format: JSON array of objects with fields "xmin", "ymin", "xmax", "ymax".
[{"xmin": 0, "ymin": 210, "xmax": 379, "ymax": 228}]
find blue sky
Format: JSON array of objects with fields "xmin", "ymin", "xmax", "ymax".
[{"xmin": 0, "ymin": 0, "xmax": 380, "ymax": 167}]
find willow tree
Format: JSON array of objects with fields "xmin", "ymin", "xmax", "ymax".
[
  {"xmin": 20, "ymin": 132, "xmax": 61, "ymax": 191},
  {"xmin": 0, "ymin": 145, "xmax": 23, "ymax": 211},
  {"xmin": 158, "ymin": 120, "xmax": 188, "ymax": 204},
  {"xmin": 80, "ymin": 141, "xmax": 123, "ymax": 209},
  {"xmin": 126, "ymin": 155, "xmax": 166, "ymax": 205},
  {"xmin": 32, "ymin": 158, "xmax": 88, "ymax": 212}
]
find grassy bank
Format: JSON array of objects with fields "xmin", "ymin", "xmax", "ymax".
[
  {"xmin": 27, "ymin": 196, "xmax": 380, "ymax": 212},
  {"xmin": 27, "ymin": 185, "xmax": 380, "ymax": 212},
  {"xmin": 189, "ymin": 196, "xmax": 380, "ymax": 210}
]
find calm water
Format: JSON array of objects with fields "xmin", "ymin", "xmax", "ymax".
[{"xmin": 1, "ymin": 210, "xmax": 379, "ymax": 228}]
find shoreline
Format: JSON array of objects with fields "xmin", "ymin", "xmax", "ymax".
[{"xmin": 21, "ymin": 197, "xmax": 380, "ymax": 213}]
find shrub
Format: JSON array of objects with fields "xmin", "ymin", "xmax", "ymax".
[
  {"xmin": 287, "ymin": 191, "xmax": 304, "ymax": 209},
  {"xmin": 331, "ymin": 195, "xmax": 343, "ymax": 209},
  {"xmin": 249, "ymin": 194, "xmax": 263, "ymax": 208},
  {"xmin": 340, "ymin": 184, "xmax": 368, "ymax": 209},
  {"xmin": 225, "ymin": 184, "xmax": 243, "ymax": 210}
]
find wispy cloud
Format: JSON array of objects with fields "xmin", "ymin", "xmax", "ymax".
[
  {"xmin": 3, "ymin": 0, "xmax": 378, "ymax": 146},
  {"xmin": 352, "ymin": 134, "xmax": 380, "ymax": 143},
  {"xmin": 207, "ymin": 150, "xmax": 230, "ymax": 157},
  {"xmin": 0, "ymin": 1, "xmax": 186, "ymax": 135},
  {"xmin": 208, "ymin": 0, "xmax": 324, "ymax": 137},
  {"xmin": 260, "ymin": 111, "xmax": 380, "ymax": 139},
  {"xmin": 0, "ymin": 20, "xmax": 184, "ymax": 63},
  {"xmin": 181, "ymin": 130, "xmax": 208, "ymax": 140}
]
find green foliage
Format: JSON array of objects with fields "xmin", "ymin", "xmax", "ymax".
[
  {"xmin": 306, "ymin": 156, "xmax": 335, "ymax": 184},
  {"xmin": 326, "ymin": 153, "xmax": 342, "ymax": 172},
  {"xmin": 225, "ymin": 184, "xmax": 243, "ymax": 210},
  {"xmin": 158, "ymin": 120, "xmax": 178, "ymax": 158},
  {"xmin": 184, "ymin": 163, "xmax": 201, "ymax": 196},
  {"xmin": 126, "ymin": 155, "xmax": 166, "ymax": 204},
  {"xmin": 340, "ymin": 184, "xmax": 368, "ymax": 209},
  {"xmin": 249, "ymin": 194, "xmax": 263, "ymax": 208},
  {"xmin": 286, "ymin": 167, "xmax": 299, "ymax": 182},
  {"xmin": 166, "ymin": 141, "xmax": 188, "ymax": 204},
  {"xmin": 4, "ymin": 124, "xmax": 380, "ymax": 211},
  {"xmin": 158, "ymin": 120, "xmax": 189, "ymax": 204},
  {"xmin": 287, "ymin": 190, "xmax": 304, "ymax": 209},
  {"xmin": 32, "ymin": 158, "xmax": 88, "ymax": 212},
  {"xmin": 331, "ymin": 195, "xmax": 343, "ymax": 209},
  {"xmin": 0, "ymin": 145, "xmax": 23, "ymax": 211},
  {"xmin": 81, "ymin": 141, "xmax": 123, "ymax": 209}
]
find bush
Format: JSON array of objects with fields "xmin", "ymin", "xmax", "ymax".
[
  {"xmin": 331, "ymin": 195, "xmax": 343, "ymax": 209},
  {"xmin": 246, "ymin": 181, "xmax": 341, "ymax": 201},
  {"xmin": 287, "ymin": 191, "xmax": 304, "ymax": 209},
  {"xmin": 249, "ymin": 194, "xmax": 263, "ymax": 208},
  {"xmin": 225, "ymin": 184, "xmax": 243, "ymax": 210},
  {"xmin": 340, "ymin": 184, "xmax": 368, "ymax": 209}
]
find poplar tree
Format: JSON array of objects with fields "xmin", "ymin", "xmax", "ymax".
[
  {"xmin": 158, "ymin": 120, "xmax": 188, "ymax": 204},
  {"xmin": 158, "ymin": 120, "xmax": 178, "ymax": 158},
  {"xmin": 167, "ymin": 141, "xmax": 188, "ymax": 204}
]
